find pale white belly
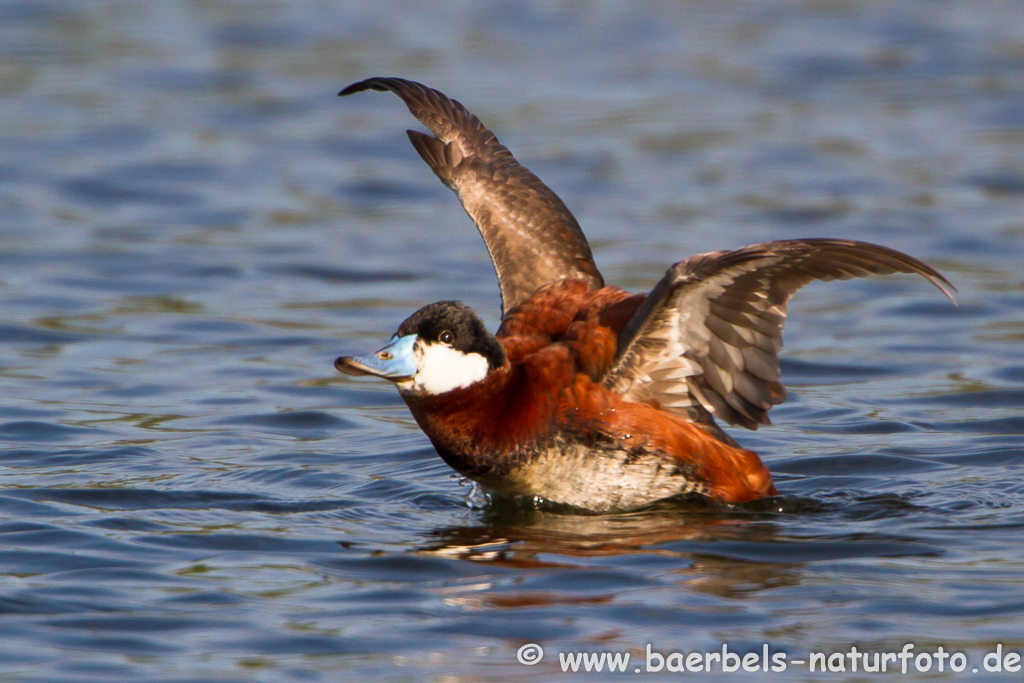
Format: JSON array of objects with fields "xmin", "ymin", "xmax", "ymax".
[{"xmin": 492, "ymin": 442, "xmax": 705, "ymax": 512}]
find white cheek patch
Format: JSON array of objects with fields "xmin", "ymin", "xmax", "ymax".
[{"xmin": 406, "ymin": 341, "xmax": 490, "ymax": 395}]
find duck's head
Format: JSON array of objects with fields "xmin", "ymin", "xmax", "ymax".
[{"xmin": 335, "ymin": 301, "xmax": 506, "ymax": 396}]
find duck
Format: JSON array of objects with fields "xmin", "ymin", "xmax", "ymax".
[{"xmin": 334, "ymin": 77, "xmax": 956, "ymax": 513}]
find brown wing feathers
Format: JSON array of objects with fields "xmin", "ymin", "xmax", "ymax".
[
  {"xmin": 340, "ymin": 77, "xmax": 512, "ymax": 162},
  {"xmin": 340, "ymin": 77, "xmax": 603, "ymax": 314},
  {"xmin": 605, "ymin": 239, "xmax": 955, "ymax": 431}
]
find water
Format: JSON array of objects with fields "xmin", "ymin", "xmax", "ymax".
[{"xmin": 1, "ymin": 1, "xmax": 1023, "ymax": 680}]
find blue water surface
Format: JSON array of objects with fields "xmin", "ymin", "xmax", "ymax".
[{"xmin": 1, "ymin": 1, "xmax": 1024, "ymax": 681}]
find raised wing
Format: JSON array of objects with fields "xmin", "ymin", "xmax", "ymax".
[
  {"xmin": 340, "ymin": 77, "xmax": 603, "ymax": 315},
  {"xmin": 603, "ymin": 239, "xmax": 956, "ymax": 431}
]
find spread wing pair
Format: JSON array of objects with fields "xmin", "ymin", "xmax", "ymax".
[{"xmin": 340, "ymin": 77, "xmax": 956, "ymax": 435}]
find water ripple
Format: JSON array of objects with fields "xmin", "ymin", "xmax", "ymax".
[{"xmin": 1, "ymin": 2, "xmax": 1022, "ymax": 680}]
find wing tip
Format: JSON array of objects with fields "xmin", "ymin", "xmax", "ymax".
[
  {"xmin": 923, "ymin": 270, "xmax": 958, "ymax": 306},
  {"xmin": 339, "ymin": 76, "xmax": 412, "ymax": 98},
  {"xmin": 932, "ymin": 278, "xmax": 959, "ymax": 306},
  {"xmin": 878, "ymin": 242, "xmax": 958, "ymax": 305},
  {"xmin": 890, "ymin": 253, "xmax": 958, "ymax": 306},
  {"xmin": 767, "ymin": 238, "xmax": 961, "ymax": 306}
]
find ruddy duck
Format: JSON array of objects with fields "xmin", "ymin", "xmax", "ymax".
[{"xmin": 335, "ymin": 77, "xmax": 955, "ymax": 512}]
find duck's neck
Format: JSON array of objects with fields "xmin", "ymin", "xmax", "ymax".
[{"xmin": 399, "ymin": 363, "xmax": 546, "ymax": 483}]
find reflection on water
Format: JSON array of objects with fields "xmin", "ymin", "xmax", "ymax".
[
  {"xmin": 1, "ymin": 0, "xmax": 1024, "ymax": 680},
  {"xmin": 421, "ymin": 494, "xmax": 941, "ymax": 593}
]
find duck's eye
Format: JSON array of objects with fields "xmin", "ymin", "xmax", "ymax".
[{"xmin": 439, "ymin": 330, "xmax": 454, "ymax": 345}]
